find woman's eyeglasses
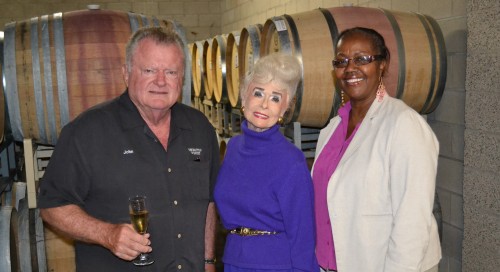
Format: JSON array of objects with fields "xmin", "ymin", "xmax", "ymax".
[{"xmin": 332, "ymin": 55, "xmax": 384, "ymax": 69}]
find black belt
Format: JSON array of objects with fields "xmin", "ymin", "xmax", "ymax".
[
  {"xmin": 229, "ymin": 227, "xmax": 277, "ymax": 236},
  {"xmin": 320, "ymin": 266, "xmax": 337, "ymax": 272}
]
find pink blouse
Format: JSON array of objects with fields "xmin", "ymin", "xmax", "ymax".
[{"xmin": 312, "ymin": 102, "xmax": 360, "ymax": 270}]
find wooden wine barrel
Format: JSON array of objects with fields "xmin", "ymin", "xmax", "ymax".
[
  {"xmin": 0, "ymin": 31, "xmax": 6, "ymax": 145},
  {"xmin": 10, "ymin": 198, "xmax": 47, "ymax": 272},
  {"xmin": 326, "ymin": 6, "xmax": 446, "ymax": 114},
  {"xmin": 260, "ymin": 7, "xmax": 446, "ymax": 128},
  {"xmin": 260, "ymin": 9, "xmax": 339, "ymax": 128},
  {"xmin": 191, "ymin": 41, "xmax": 206, "ymax": 98},
  {"xmin": 202, "ymin": 39, "xmax": 215, "ymax": 101},
  {"xmin": 0, "ymin": 206, "xmax": 14, "ymax": 271},
  {"xmin": 3, "ymin": 8, "xmax": 191, "ymax": 146},
  {"xmin": 212, "ymin": 34, "xmax": 229, "ymax": 103},
  {"xmin": 236, "ymin": 24, "xmax": 262, "ymax": 107},
  {"xmin": 225, "ymin": 32, "xmax": 241, "ymax": 108},
  {"xmin": 0, "ymin": 182, "xmax": 46, "ymax": 272},
  {"xmin": 44, "ymin": 225, "xmax": 75, "ymax": 272},
  {"xmin": 219, "ymin": 139, "xmax": 227, "ymax": 164},
  {"xmin": 188, "ymin": 43, "xmax": 195, "ymax": 103}
]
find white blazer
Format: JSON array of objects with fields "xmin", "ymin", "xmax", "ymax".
[{"xmin": 314, "ymin": 96, "xmax": 441, "ymax": 272}]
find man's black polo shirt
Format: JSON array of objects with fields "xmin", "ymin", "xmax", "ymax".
[{"xmin": 38, "ymin": 91, "xmax": 220, "ymax": 271}]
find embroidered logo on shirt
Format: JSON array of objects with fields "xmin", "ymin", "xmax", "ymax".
[
  {"xmin": 188, "ymin": 148, "xmax": 202, "ymax": 156},
  {"xmin": 123, "ymin": 149, "xmax": 134, "ymax": 155},
  {"xmin": 188, "ymin": 148, "xmax": 202, "ymax": 161}
]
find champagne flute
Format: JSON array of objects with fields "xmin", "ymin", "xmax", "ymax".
[{"xmin": 129, "ymin": 195, "xmax": 154, "ymax": 266}]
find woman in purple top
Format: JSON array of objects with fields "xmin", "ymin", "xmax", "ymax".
[
  {"xmin": 313, "ymin": 27, "xmax": 441, "ymax": 272},
  {"xmin": 214, "ymin": 53, "xmax": 319, "ymax": 272}
]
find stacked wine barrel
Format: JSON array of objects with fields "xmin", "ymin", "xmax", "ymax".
[
  {"xmin": 0, "ymin": 31, "xmax": 8, "ymax": 145},
  {"xmin": 0, "ymin": 182, "xmax": 47, "ymax": 272},
  {"xmin": 189, "ymin": 6, "xmax": 446, "ymax": 134}
]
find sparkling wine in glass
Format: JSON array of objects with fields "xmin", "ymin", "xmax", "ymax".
[{"xmin": 129, "ymin": 195, "xmax": 154, "ymax": 266}]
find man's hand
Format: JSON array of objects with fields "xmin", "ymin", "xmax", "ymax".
[
  {"xmin": 40, "ymin": 205, "xmax": 152, "ymax": 261},
  {"xmin": 104, "ymin": 223, "xmax": 152, "ymax": 261}
]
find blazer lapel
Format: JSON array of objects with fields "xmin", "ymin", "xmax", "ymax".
[{"xmin": 336, "ymin": 97, "xmax": 385, "ymax": 165}]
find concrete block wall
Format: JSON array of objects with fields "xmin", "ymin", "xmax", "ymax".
[
  {"xmin": 426, "ymin": 1, "xmax": 467, "ymax": 270},
  {"xmin": 463, "ymin": 1, "xmax": 500, "ymax": 271}
]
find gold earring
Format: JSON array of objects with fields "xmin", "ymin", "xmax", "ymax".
[
  {"xmin": 240, "ymin": 106, "xmax": 245, "ymax": 115},
  {"xmin": 341, "ymin": 90, "xmax": 345, "ymax": 106},
  {"xmin": 277, "ymin": 117, "xmax": 284, "ymax": 125}
]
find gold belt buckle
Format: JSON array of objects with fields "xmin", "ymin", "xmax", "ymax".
[
  {"xmin": 230, "ymin": 227, "xmax": 252, "ymax": 236},
  {"xmin": 241, "ymin": 227, "xmax": 251, "ymax": 235},
  {"xmin": 230, "ymin": 227, "xmax": 276, "ymax": 236}
]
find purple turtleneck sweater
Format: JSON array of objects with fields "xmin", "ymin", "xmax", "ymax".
[{"xmin": 214, "ymin": 120, "xmax": 319, "ymax": 271}]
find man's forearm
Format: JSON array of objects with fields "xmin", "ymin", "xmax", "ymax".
[
  {"xmin": 40, "ymin": 204, "xmax": 115, "ymax": 247},
  {"xmin": 204, "ymin": 202, "xmax": 217, "ymax": 258},
  {"xmin": 204, "ymin": 202, "xmax": 217, "ymax": 271}
]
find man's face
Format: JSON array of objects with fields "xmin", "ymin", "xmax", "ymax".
[{"xmin": 123, "ymin": 38, "xmax": 184, "ymax": 114}]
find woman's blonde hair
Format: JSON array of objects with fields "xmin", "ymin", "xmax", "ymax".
[{"xmin": 240, "ymin": 53, "xmax": 302, "ymax": 107}]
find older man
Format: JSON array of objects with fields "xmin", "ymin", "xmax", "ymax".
[{"xmin": 39, "ymin": 26, "xmax": 219, "ymax": 272}]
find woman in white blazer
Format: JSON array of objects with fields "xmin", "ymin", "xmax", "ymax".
[{"xmin": 312, "ymin": 27, "xmax": 441, "ymax": 272}]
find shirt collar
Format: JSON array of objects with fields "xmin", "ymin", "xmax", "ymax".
[{"xmin": 338, "ymin": 101, "xmax": 352, "ymax": 121}]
